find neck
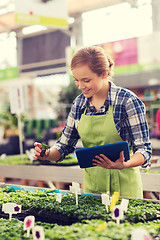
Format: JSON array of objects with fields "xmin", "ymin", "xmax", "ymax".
[
  {"xmin": 91, "ymin": 82, "xmax": 110, "ymax": 111},
  {"xmin": 93, "ymin": 81, "xmax": 110, "ymax": 100}
]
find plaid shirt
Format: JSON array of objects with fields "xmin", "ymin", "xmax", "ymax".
[{"xmin": 53, "ymin": 81, "xmax": 152, "ymax": 167}]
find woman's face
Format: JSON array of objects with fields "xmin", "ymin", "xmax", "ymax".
[{"xmin": 72, "ymin": 64, "xmax": 107, "ymax": 98}]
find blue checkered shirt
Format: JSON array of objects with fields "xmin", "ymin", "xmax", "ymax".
[{"xmin": 53, "ymin": 81, "xmax": 152, "ymax": 167}]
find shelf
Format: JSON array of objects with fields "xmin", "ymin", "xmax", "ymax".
[
  {"xmin": 0, "ymin": 164, "xmax": 160, "ymax": 193},
  {"xmin": 151, "ymin": 138, "xmax": 160, "ymax": 150},
  {"xmin": 0, "ymin": 165, "xmax": 84, "ymax": 185}
]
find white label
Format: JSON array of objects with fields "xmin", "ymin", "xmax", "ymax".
[
  {"xmin": 33, "ymin": 226, "xmax": 45, "ymax": 240},
  {"xmin": 70, "ymin": 182, "xmax": 81, "ymax": 194},
  {"xmin": 2, "ymin": 202, "xmax": 21, "ymax": 221},
  {"xmin": 120, "ymin": 198, "xmax": 129, "ymax": 212},
  {"xmin": 131, "ymin": 228, "xmax": 153, "ymax": 240},
  {"xmin": 24, "ymin": 215, "xmax": 35, "ymax": 237},
  {"xmin": 56, "ymin": 193, "xmax": 62, "ymax": 203},
  {"xmin": 9, "ymin": 86, "xmax": 25, "ymax": 114},
  {"xmin": 101, "ymin": 193, "xmax": 110, "ymax": 205}
]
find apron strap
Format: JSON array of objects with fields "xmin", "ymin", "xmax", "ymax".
[{"xmin": 84, "ymin": 108, "xmax": 87, "ymax": 115}]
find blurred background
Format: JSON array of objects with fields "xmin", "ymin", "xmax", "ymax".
[{"xmin": 0, "ymin": 0, "xmax": 160, "ymax": 161}]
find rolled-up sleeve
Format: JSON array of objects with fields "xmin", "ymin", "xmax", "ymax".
[{"xmin": 125, "ymin": 96, "xmax": 152, "ymax": 168}]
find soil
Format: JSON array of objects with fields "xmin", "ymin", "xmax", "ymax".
[{"xmin": 0, "ymin": 207, "xmax": 79, "ymax": 225}]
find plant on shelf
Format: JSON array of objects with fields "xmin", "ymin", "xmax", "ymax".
[{"xmin": 0, "ymin": 104, "xmax": 26, "ymax": 139}]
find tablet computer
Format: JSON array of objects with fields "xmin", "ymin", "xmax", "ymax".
[{"xmin": 75, "ymin": 141, "xmax": 130, "ymax": 169}]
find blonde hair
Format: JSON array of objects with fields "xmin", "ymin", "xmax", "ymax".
[{"xmin": 71, "ymin": 46, "xmax": 114, "ymax": 77}]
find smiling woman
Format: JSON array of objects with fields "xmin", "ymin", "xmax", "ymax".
[
  {"xmin": 34, "ymin": 45, "xmax": 152, "ymax": 198},
  {"xmin": 70, "ymin": 46, "xmax": 114, "ymax": 109}
]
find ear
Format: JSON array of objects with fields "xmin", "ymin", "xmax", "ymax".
[{"xmin": 102, "ymin": 71, "xmax": 108, "ymax": 78}]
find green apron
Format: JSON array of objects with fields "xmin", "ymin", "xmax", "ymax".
[{"xmin": 77, "ymin": 105, "xmax": 143, "ymax": 198}]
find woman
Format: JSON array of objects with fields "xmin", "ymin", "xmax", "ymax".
[{"xmin": 34, "ymin": 46, "xmax": 152, "ymax": 198}]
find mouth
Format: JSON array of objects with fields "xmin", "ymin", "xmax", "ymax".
[{"xmin": 82, "ymin": 89, "xmax": 90, "ymax": 94}]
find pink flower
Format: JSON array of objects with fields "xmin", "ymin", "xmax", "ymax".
[{"xmin": 26, "ymin": 219, "xmax": 32, "ymax": 228}]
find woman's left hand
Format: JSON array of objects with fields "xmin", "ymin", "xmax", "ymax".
[{"xmin": 92, "ymin": 151, "xmax": 125, "ymax": 170}]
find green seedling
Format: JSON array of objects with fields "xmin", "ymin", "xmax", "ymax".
[{"xmin": 40, "ymin": 144, "xmax": 49, "ymax": 157}]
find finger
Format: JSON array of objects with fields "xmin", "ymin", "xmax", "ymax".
[
  {"xmin": 92, "ymin": 163, "xmax": 102, "ymax": 166},
  {"xmin": 93, "ymin": 155, "xmax": 107, "ymax": 165},
  {"xmin": 92, "ymin": 159, "xmax": 103, "ymax": 167},
  {"xmin": 99, "ymin": 154, "xmax": 113, "ymax": 163},
  {"xmin": 119, "ymin": 151, "xmax": 125, "ymax": 161},
  {"xmin": 33, "ymin": 151, "xmax": 40, "ymax": 159},
  {"xmin": 45, "ymin": 149, "xmax": 50, "ymax": 156},
  {"xmin": 33, "ymin": 146, "xmax": 42, "ymax": 159},
  {"xmin": 35, "ymin": 146, "xmax": 42, "ymax": 153},
  {"xmin": 33, "ymin": 154, "xmax": 39, "ymax": 160},
  {"xmin": 92, "ymin": 157, "xmax": 108, "ymax": 167},
  {"xmin": 92, "ymin": 158, "xmax": 101, "ymax": 164},
  {"xmin": 34, "ymin": 142, "xmax": 42, "ymax": 148}
]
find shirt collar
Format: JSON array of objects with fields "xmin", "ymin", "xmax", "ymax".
[
  {"xmin": 105, "ymin": 81, "xmax": 117, "ymax": 106},
  {"xmin": 80, "ymin": 94, "xmax": 90, "ymax": 110}
]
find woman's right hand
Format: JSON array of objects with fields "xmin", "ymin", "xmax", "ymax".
[{"xmin": 33, "ymin": 142, "xmax": 50, "ymax": 160}]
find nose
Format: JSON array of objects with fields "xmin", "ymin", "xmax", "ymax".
[{"xmin": 78, "ymin": 81, "xmax": 85, "ymax": 90}]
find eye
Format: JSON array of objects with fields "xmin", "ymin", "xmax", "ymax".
[{"xmin": 84, "ymin": 79, "xmax": 91, "ymax": 83}]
